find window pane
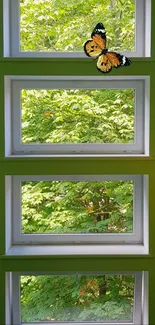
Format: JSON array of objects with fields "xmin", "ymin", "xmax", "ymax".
[
  {"xmin": 22, "ymin": 180, "xmax": 133, "ymax": 234},
  {"xmin": 20, "ymin": 0, "xmax": 135, "ymax": 52},
  {"xmin": 21, "ymin": 89, "xmax": 135, "ymax": 144},
  {"xmin": 20, "ymin": 274, "xmax": 134, "ymax": 322}
]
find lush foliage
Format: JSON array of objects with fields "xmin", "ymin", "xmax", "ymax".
[
  {"xmin": 22, "ymin": 89, "xmax": 134, "ymax": 144},
  {"xmin": 20, "ymin": 0, "xmax": 135, "ymax": 322},
  {"xmin": 22, "ymin": 180, "xmax": 133, "ymax": 234},
  {"xmin": 21, "ymin": 274, "xmax": 134, "ymax": 322},
  {"xmin": 20, "ymin": 0, "xmax": 135, "ymax": 52},
  {"xmin": 21, "ymin": 178, "xmax": 134, "ymax": 322}
]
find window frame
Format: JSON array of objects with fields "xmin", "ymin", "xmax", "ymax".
[
  {"xmin": 5, "ymin": 174, "xmax": 149, "ymax": 256},
  {"xmin": 0, "ymin": 1, "xmax": 154, "ymax": 325},
  {"xmin": 5, "ymin": 75, "xmax": 150, "ymax": 157},
  {"xmin": 3, "ymin": 0, "xmax": 151, "ymax": 58},
  {"xmin": 9, "ymin": 271, "xmax": 143, "ymax": 325}
]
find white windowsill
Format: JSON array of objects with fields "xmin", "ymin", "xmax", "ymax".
[
  {"xmin": 21, "ymin": 323, "xmax": 133, "ymax": 325},
  {"xmin": 5, "ymin": 76, "xmax": 150, "ymax": 157},
  {"xmin": 7, "ymin": 245, "xmax": 148, "ymax": 256},
  {"xmin": 8, "ymin": 154, "xmax": 149, "ymax": 158}
]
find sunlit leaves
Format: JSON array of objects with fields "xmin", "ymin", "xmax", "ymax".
[
  {"xmin": 20, "ymin": 0, "xmax": 135, "ymax": 321},
  {"xmin": 20, "ymin": 0, "xmax": 135, "ymax": 52},
  {"xmin": 21, "ymin": 89, "xmax": 134, "ymax": 144}
]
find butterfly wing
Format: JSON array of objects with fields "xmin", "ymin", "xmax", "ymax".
[
  {"xmin": 91, "ymin": 22, "xmax": 106, "ymax": 49},
  {"xmin": 84, "ymin": 23, "xmax": 131, "ymax": 73},
  {"xmin": 84, "ymin": 22, "xmax": 106, "ymax": 57},
  {"xmin": 97, "ymin": 54, "xmax": 112, "ymax": 73},
  {"xmin": 106, "ymin": 52, "xmax": 132, "ymax": 68},
  {"xmin": 84, "ymin": 39, "xmax": 103, "ymax": 57}
]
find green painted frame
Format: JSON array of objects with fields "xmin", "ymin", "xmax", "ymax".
[{"xmin": 0, "ymin": 0, "xmax": 155, "ymax": 324}]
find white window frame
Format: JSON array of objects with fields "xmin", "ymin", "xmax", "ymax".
[
  {"xmin": 5, "ymin": 75, "xmax": 150, "ymax": 157},
  {"xmin": 3, "ymin": 0, "xmax": 151, "ymax": 57},
  {"xmin": 6, "ymin": 271, "xmax": 146, "ymax": 325},
  {"xmin": 5, "ymin": 174, "xmax": 149, "ymax": 256}
]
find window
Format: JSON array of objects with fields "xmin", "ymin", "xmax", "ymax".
[
  {"xmin": 3, "ymin": 0, "xmax": 151, "ymax": 57},
  {"xmin": 5, "ymin": 174, "xmax": 148, "ymax": 255},
  {"xmin": 5, "ymin": 76, "xmax": 150, "ymax": 156},
  {"xmin": 6, "ymin": 271, "xmax": 147, "ymax": 325},
  {"xmin": 1, "ymin": 1, "xmax": 154, "ymax": 325}
]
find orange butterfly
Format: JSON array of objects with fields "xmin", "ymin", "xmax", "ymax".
[{"xmin": 84, "ymin": 22, "xmax": 132, "ymax": 73}]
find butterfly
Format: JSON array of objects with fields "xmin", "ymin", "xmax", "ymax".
[{"xmin": 84, "ymin": 22, "xmax": 132, "ymax": 73}]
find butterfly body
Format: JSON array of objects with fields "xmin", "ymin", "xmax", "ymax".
[
  {"xmin": 84, "ymin": 22, "xmax": 132, "ymax": 73},
  {"xmin": 101, "ymin": 48, "xmax": 108, "ymax": 55}
]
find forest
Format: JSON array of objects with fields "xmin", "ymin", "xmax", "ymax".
[{"xmin": 20, "ymin": 0, "xmax": 135, "ymax": 322}]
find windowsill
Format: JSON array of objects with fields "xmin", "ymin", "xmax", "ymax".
[
  {"xmin": 1, "ymin": 57, "xmax": 154, "ymax": 62},
  {"xmin": 21, "ymin": 322, "xmax": 134, "ymax": 325},
  {"xmin": 4, "ymin": 154, "xmax": 150, "ymax": 159},
  {"xmin": 6, "ymin": 245, "xmax": 149, "ymax": 256}
]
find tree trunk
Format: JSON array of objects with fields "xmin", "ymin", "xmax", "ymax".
[
  {"xmin": 110, "ymin": 0, "xmax": 114, "ymax": 8},
  {"xmin": 98, "ymin": 276, "xmax": 107, "ymax": 296}
]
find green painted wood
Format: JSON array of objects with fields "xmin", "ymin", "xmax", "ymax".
[
  {"xmin": 0, "ymin": 59, "xmax": 153, "ymax": 75},
  {"xmin": 0, "ymin": 257, "xmax": 153, "ymax": 272},
  {"xmin": 0, "ymin": 0, "xmax": 155, "ymax": 323},
  {"xmin": 0, "ymin": 159, "xmax": 154, "ymax": 174}
]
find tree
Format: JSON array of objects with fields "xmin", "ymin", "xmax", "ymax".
[
  {"xmin": 20, "ymin": 0, "xmax": 135, "ymax": 52},
  {"xmin": 21, "ymin": 274, "xmax": 134, "ymax": 322},
  {"xmin": 19, "ymin": 0, "xmax": 135, "ymax": 322},
  {"xmin": 22, "ymin": 89, "xmax": 134, "ymax": 144},
  {"xmin": 22, "ymin": 180, "xmax": 133, "ymax": 234}
]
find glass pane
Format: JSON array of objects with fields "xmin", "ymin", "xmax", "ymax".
[
  {"xmin": 21, "ymin": 274, "xmax": 134, "ymax": 322},
  {"xmin": 21, "ymin": 89, "xmax": 135, "ymax": 144},
  {"xmin": 21, "ymin": 180, "xmax": 133, "ymax": 234},
  {"xmin": 20, "ymin": 0, "xmax": 135, "ymax": 52}
]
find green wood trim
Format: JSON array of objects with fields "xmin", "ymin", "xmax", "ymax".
[
  {"xmin": 0, "ymin": 57, "xmax": 155, "ymax": 62},
  {"xmin": 0, "ymin": 60, "xmax": 153, "ymax": 75},
  {"xmin": 0, "ymin": 1, "xmax": 155, "ymax": 324},
  {"xmin": 0, "ymin": 257, "xmax": 153, "ymax": 271},
  {"xmin": 0, "ymin": 159, "xmax": 153, "ymax": 174}
]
